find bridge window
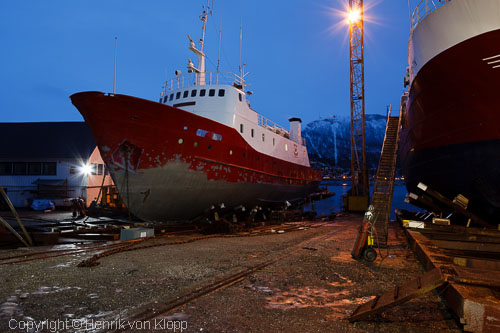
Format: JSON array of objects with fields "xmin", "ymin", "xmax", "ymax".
[
  {"xmin": 240, "ymin": 124, "xmax": 244, "ymax": 133},
  {"xmin": 209, "ymin": 89, "xmax": 216, "ymax": 97},
  {"xmin": 218, "ymin": 89, "xmax": 225, "ymax": 97},
  {"xmin": 183, "ymin": 90, "xmax": 189, "ymax": 98},
  {"xmin": 176, "ymin": 92, "xmax": 181, "ymax": 99},
  {"xmin": 200, "ymin": 89, "xmax": 206, "ymax": 97},
  {"xmin": 163, "ymin": 96, "xmax": 167, "ymax": 103},
  {"xmin": 169, "ymin": 93, "xmax": 174, "ymax": 101},
  {"xmin": 191, "ymin": 90, "xmax": 197, "ymax": 97}
]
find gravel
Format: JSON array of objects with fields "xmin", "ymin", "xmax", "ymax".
[{"xmin": 0, "ymin": 215, "xmax": 461, "ymax": 332}]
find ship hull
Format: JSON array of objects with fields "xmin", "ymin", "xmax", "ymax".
[
  {"xmin": 401, "ymin": 2, "xmax": 500, "ymax": 222},
  {"xmin": 71, "ymin": 92, "xmax": 321, "ymax": 222}
]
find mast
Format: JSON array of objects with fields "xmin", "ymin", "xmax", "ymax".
[{"xmin": 187, "ymin": 1, "xmax": 211, "ymax": 85}]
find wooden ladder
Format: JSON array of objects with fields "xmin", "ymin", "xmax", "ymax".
[{"xmin": 370, "ymin": 106, "xmax": 402, "ymax": 247}]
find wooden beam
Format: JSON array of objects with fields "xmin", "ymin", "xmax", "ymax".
[
  {"xmin": 417, "ymin": 183, "xmax": 491, "ymax": 228},
  {"xmin": 349, "ymin": 267, "xmax": 447, "ymax": 322},
  {"xmin": 0, "ymin": 185, "xmax": 32, "ymax": 246}
]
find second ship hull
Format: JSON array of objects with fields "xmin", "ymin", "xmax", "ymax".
[
  {"xmin": 401, "ymin": 0, "xmax": 500, "ymax": 222},
  {"xmin": 71, "ymin": 92, "xmax": 321, "ymax": 222}
]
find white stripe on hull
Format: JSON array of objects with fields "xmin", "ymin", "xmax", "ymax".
[{"xmin": 409, "ymin": 0, "xmax": 500, "ymax": 82}]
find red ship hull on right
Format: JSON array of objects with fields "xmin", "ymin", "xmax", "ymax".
[{"xmin": 400, "ymin": 0, "xmax": 500, "ymax": 223}]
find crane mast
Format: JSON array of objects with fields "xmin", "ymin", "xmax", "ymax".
[{"xmin": 348, "ymin": 0, "xmax": 369, "ymax": 209}]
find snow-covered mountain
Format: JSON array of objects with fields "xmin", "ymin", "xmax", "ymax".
[{"xmin": 302, "ymin": 114, "xmax": 387, "ymax": 171}]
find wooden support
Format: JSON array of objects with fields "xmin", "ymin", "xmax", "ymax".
[
  {"xmin": 417, "ymin": 183, "xmax": 491, "ymax": 228},
  {"xmin": 0, "ymin": 216, "xmax": 30, "ymax": 247},
  {"xmin": 0, "ymin": 185, "xmax": 32, "ymax": 246},
  {"xmin": 404, "ymin": 229, "xmax": 500, "ymax": 332},
  {"xmin": 431, "ymin": 239, "xmax": 500, "ymax": 253},
  {"xmin": 349, "ymin": 267, "xmax": 448, "ymax": 322},
  {"xmin": 407, "ymin": 192, "xmax": 451, "ymax": 216}
]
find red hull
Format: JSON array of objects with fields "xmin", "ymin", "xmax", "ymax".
[
  {"xmin": 71, "ymin": 92, "xmax": 321, "ymax": 221},
  {"xmin": 401, "ymin": 29, "xmax": 500, "ymax": 161},
  {"xmin": 400, "ymin": 29, "xmax": 500, "ymax": 221}
]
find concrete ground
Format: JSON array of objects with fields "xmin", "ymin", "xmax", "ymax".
[{"xmin": 0, "ymin": 214, "xmax": 461, "ymax": 332}]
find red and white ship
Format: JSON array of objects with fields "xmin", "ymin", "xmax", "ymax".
[
  {"xmin": 71, "ymin": 4, "xmax": 321, "ymax": 222},
  {"xmin": 400, "ymin": 0, "xmax": 500, "ymax": 222}
]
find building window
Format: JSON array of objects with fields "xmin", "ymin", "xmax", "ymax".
[
  {"xmin": 90, "ymin": 163, "xmax": 97, "ymax": 175},
  {"xmin": 251, "ymin": 129, "xmax": 254, "ymax": 138},
  {"xmin": 97, "ymin": 164, "xmax": 104, "ymax": 176},
  {"xmin": 43, "ymin": 162, "xmax": 57, "ymax": 176},
  {"xmin": 191, "ymin": 89, "xmax": 197, "ymax": 97},
  {"xmin": 176, "ymin": 92, "xmax": 181, "ymax": 99},
  {"xmin": 28, "ymin": 162, "xmax": 42, "ymax": 175},
  {"xmin": 183, "ymin": 90, "xmax": 189, "ymax": 98},
  {"xmin": 200, "ymin": 89, "xmax": 206, "ymax": 97},
  {"xmin": 0, "ymin": 162, "xmax": 12, "ymax": 175},
  {"xmin": 240, "ymin": 124, "xmax": 244, "ymax": 133},
  {"xmin": 218, "ymin": 89, "xmax": 225, "ymax": 97},
  {"xmin": 209, "ymin": 89, "xmax": 216, "ymax": 97},
  {"xmin": 13, "ymin": 162, "xmax": 27, "ymax": 175},
  {"xmin": 169, "ymin": 93, "xmax": 174, "ymax": 101}
]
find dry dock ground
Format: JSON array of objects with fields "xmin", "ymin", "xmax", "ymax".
[{"xmin": 0, "ymin": 215, "xmax": 461, "ymax": 332}]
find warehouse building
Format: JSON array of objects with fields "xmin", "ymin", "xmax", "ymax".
[{"xmin": 0, "ymin": 122, "xmax": 113, "ymax": 208}]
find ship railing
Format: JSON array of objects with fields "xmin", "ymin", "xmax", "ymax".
[
  {"xmin": 257, "ymin": 114, "xmax": 307, "ymax": 146},
  {"xmin": 411, "ymin": 0, "xmax": 449, "ymax": 30},
  {"xmin": 161, "ymin": 72, "xmax": 240, "ymax": 95}
]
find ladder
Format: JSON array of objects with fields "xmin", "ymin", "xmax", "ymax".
[{"xmin": 370, "ymin": 106, "xmax": 402, "ymax": 247}]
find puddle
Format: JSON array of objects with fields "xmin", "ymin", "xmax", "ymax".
[
  {"xmin": 266, "ymin": 286, "xmax": 374, "ymax": 320},
  {"xmin": 31, "ymin": 285, "xmax": 80, "ymax": 295},
  {"xmin": 328, "ymin": 272, "xmax": 354, "ymax": 287},
  {"xmin": 330, "ymin": 251, "xmax": 356, "ymax": 264},
  {"xmin": 245, "ymin": 284, "xmax": 274, "ymax": 293}
]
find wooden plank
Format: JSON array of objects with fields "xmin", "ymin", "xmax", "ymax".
[
  {"xmin": 452, "ymin": 257, "xmax": 500, "ymax": 271},
  {"xmin": 349, "ymin": 267, "xmax": 447, "ymax": 322},
  {"xmin": 431, "ymin": 240, "xmax": 500, "ymax": 253},
  {"xmin": 0, "ymin": 185, "xmax": 32, "ymax": 246},
  {"xmin": 417, "ymin": 183, "xmax": 492, "ymax": 228},
  {"xmin": 404, "ymin": 229, "xmax": 500, "ymax": 332}
]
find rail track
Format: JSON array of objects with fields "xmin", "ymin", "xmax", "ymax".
[
  {"xmin": 0, "ymin": 221, "xmax": 331, "ymax": 266},
  {"xmin": 112, "ymin": 222, "xmax": 347, "ymax": 332}
]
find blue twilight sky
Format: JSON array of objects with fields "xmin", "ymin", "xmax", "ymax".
[{"xmin": 0, "ymin": 0, "xmax": 412, "ymax": 127}]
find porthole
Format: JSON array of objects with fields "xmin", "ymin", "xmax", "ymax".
[
  {"xmin": 183, "ymin": 126, "xmax": 188, "ymax": 130},
  {"xmin": 229, "ymin": 150, "xmax": 233, "ymax": 155},
  {"xmin": 178, "ymin": 138, "xmax": 184, "ymax": 144},
  {"xmin": 193, "ymin": 142, "xmax": 198, "ymax": 147},
  {"xmin": 208, "ymin": 144, "xmax": 212, "ymax": 150}
]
